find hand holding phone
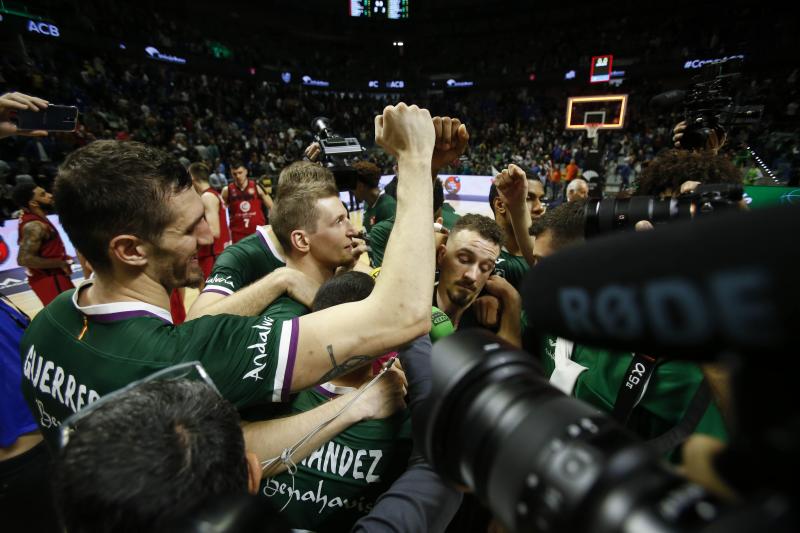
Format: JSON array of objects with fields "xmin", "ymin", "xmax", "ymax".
[{"xmin": 0, "ymin": 92, "xmax": 77, "ymax": 139}]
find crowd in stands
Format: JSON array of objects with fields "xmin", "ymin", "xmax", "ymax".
[{"xmin": 1, "ymin": 1, "xmax": 798, "ymax": 223}]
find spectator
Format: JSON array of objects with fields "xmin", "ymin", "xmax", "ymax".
[
  {"xmin": 0, "ymin": 295, "xmax": 59, "ymax": 532},
  {"xmin": 566, "ymin": 177, "xmax": 589, "ymax": 202}
]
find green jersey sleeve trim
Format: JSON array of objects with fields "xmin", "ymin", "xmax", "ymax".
[{"xmin": 272, "ymin": 317, "xmax": 300, "ymax": 402}]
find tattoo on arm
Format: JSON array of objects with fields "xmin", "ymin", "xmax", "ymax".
[
  {"xmin": 18, "ymin": 222, "xmax": 46, "ymax": 265},
  {"xmin": 314, "ymin": 344, "xmax": 373, "ymax": 385}
]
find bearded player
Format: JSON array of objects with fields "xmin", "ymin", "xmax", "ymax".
[{"xmin": 13, "ymin": 183, "xmax": 74, "ymax": 306}]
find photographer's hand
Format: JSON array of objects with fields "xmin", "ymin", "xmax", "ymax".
[
  {"xmin": 431, "ymin": 116, "xmax": 469, "ymax": 173},
  {"xmin": 673, "ymin": 120, "xmax": 726, "ymax": 154},
  {"xmin": 304, "ymin": 141, "xmax": 321, "ymax": 162},
  {"xmin": 0, "ymin": 92, "xmax": 49, "ymax": 139}
]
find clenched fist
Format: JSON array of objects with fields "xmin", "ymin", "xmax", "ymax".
[
  {"xmin": 374, "ymin": 103, "xmax": 435, "ymax": 161},
  {"xmin": 494, "ymin": 163, "xmax": 529, "ymax": 208}
]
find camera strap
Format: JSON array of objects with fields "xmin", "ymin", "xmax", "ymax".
[
  {"xmin": 612, "ymin": 353, "xmax": 658, "ymax": 425},
  {"xmin": 613, "ymin": 353, "xmax": 713, "ymax": 455},
  {"xmin": 647, "ymin": 379, "xmax": 711, "ymax": 455}
]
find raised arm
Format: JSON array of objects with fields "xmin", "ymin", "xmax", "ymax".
[
  {"xmin": 291, "ymin": 103, "xmax": 438, "ymax": 389},
  {"xmin": 496, "ymin": 164, "xmax": 536, "ymax": 266}
]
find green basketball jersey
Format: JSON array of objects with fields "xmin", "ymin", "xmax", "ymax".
[
  {"xmin": 363, "ymin": 193, "xmax": 396, "ymax": 234},
  {"xmin": 21, "ymin": 280, "xmax": 300, "ymax": 447},
  {"xmin": 493, "ymin": 248, "xmax": 530, "ymax": 290},
  {"xmin": 367, "ymin": 217, "xmax": 394, "ymax": 268},
  {"xmin": 262, "ymin": 386, "xmax": 412, "ymax": 531},
  {"xmin": 539, "ymin": 336, "xmax": 728, "ymax": 457},
  {"xmin": 203, "ymin": 225, "xmax": 285, "ymax": 296}
]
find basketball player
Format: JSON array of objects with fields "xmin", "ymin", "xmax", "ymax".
[
  {"xmin": 223, "ymin": 163, "xmax": 273, "ymax": 243},
  {"xmin": 12, "ymin": 183, "xmax": 74, "ymax": 306},
  {"xmin": 189, "ymin": 162, "xmax": 231, "ymax": 278},
  {"xmin": 21, "ymin": 103, "xmax": 438, "ymax": 449}
]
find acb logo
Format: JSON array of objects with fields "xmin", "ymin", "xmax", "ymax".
[{"xmin": 444, "ymin": 176, "xmax": 461, "ymax": 194}]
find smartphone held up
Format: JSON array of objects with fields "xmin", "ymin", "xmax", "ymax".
[{"xmin": 15, "ymin": 104, "xmax": 79, "ymax": 133}]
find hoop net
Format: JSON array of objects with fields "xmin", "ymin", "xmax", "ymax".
[{"xmin": 586, "ymin": 123, "xmax": 601, "ymax": 139}]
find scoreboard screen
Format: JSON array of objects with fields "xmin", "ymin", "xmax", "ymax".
[
  {"xmin": 590, "ymin": 55, "xmax": 613, "ymax": 83},
  {"xmin": 351, "ymin": 0, "xmax": 409, "ymax": 19}
]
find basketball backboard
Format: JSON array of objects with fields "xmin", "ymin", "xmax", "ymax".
[{"xmin": 565, "ymin": 94, "xmax": 628, "ymax": 131}]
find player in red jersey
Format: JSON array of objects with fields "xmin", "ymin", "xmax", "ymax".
[
  {"xmin": 189, "ymin": 162, "xmax": 231, "ymax": 278},
  {"xmin": 222, "ymin": 163, "xmax": 273, "ymax": 243},
  {"xmin": 12, "ymin": 183, "xmax": 74, "ymax": 306}
]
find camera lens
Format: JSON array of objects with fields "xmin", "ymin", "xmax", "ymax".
[
  {"xmin": 585, "ymin": 198, "xmax": 679, "ymax": 237},
  {"xmin": 421, "ymin": 330, "xmax": 723, "ymax": 532}
]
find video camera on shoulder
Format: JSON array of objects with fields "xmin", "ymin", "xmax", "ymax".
[
  {"xmin": 584, "ymin": 183, "xmax": 743, "ymax": 237},
  {"xmin": 311, "ymin": 117, "xmax": 365, "ymax": 191},
  {"xmin": 652, "ymin": 59, "xmax": 764, "ymax": 151}
]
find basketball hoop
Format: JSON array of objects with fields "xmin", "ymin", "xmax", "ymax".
[{"xmin": 586, "ymin": 123, "xmax": 601, "ymax": 139}]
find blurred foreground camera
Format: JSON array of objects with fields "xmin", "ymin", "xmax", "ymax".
[
  {"xmin": 584, "ymin": 183, "xmax": 742, "ymax": 237},
  {"xmin": 420, "ymin": 329, "xmax": 795, "ymax": 533},
  {"xmin": 311, "ymin": 116, "xmax": 365, "ymax": 191}
]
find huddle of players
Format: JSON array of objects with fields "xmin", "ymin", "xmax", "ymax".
[
  {"xmin": 174, "ymin": 143, "xmax": 725, "ymax": 530},
  {"xmin": 18, "ymin": 100, "xmax": 731, "ymax": 532}
]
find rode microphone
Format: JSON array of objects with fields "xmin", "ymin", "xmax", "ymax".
[{"xmin": 521, "ymin": 205, "xmax": 799, "ymax": 360}]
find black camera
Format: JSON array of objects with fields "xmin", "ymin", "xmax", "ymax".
[
  {"xmin": 584, "ymin": 183, "xmax": 743, "ymax": 237},
  {"xmin": 419, "ymin": 330, "xmax": 796, "ymax": 533},
  {"xmin": 650, "ymin": 60, "xmax": 763, "ymax": 151},
  {"xmin": 310, "ymin": 117, "xmax": 365, "ymax": 191},
  {"xmin": 682, "ymin": 63, "xmax": 763, "ymax": 150}
]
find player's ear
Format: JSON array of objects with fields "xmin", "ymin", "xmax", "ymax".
[
  {"xmin": 109, "ymin": 235, "xmax": 148, "ymax": 267},
  {"xmin": 436, "ymin": 243, "xmax": 447, "ymax": 266},
  {"xmin": 493, "ymin": 197, "xmax": 506, "ymax": 215},
  {"xmin": 291, "ymin": 230, "xmax": 311, "ymax": 254}
]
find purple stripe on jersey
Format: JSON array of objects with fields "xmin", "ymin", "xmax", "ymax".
[
  {"xmin": 201, "ymin": 287, "xmax": 232, "ymax": 296},
  {"xmin": 90, "ymin": 310, "xmax": 171, "ymax": 324},
  {"xmin": 281, "ymin": 317, "xmax": 300, "ymax": 402},
  {"xmin": 314, "ymin": 385, "xmax": 338, "ymax": 399}
]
